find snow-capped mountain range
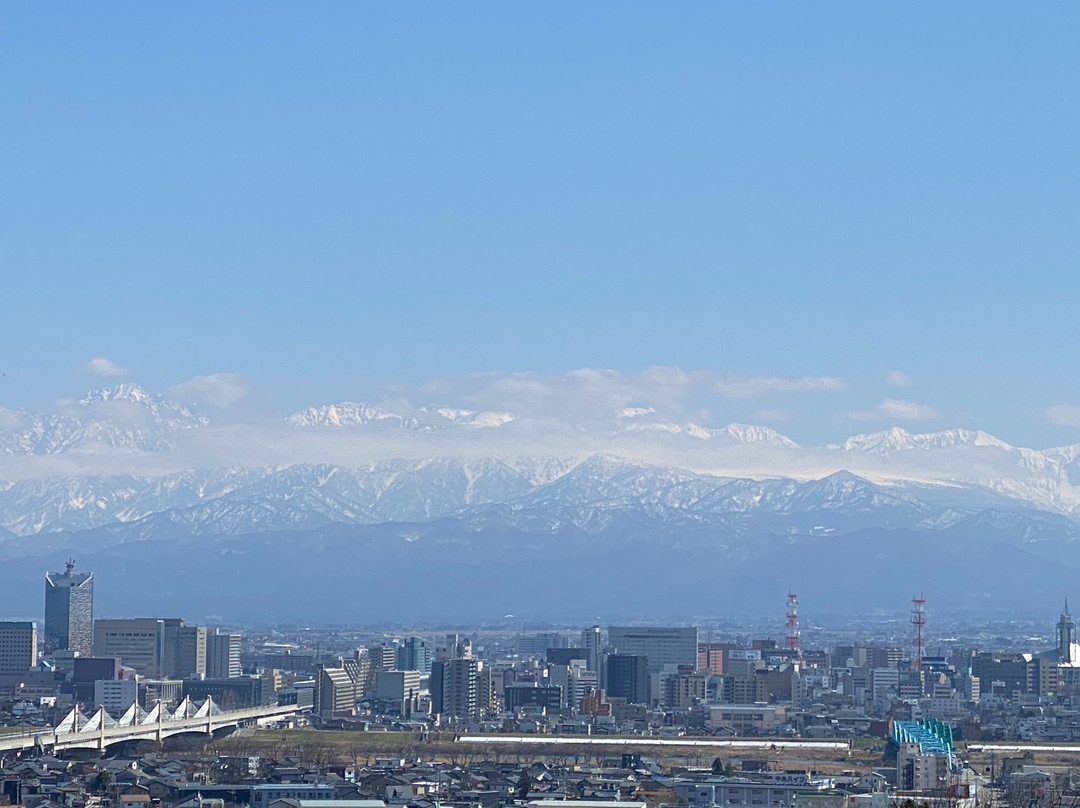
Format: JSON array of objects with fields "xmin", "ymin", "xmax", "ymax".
[
  {"xmin": 0, "ymin": 384, "xmax": 207, "ymax": 456},
  {"xmin": 285, "ymin": 402, "xmax": 516, "ymax": 430},
  {"xmin": 3, "ymin": 384, "xmax": 1080, "ymax": 619},
  {"xmin": 0, "ymin": 384, "xmax": 1078, "ymax": 547}
]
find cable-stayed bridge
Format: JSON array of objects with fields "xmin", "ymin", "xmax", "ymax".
[{"xmin": 0, "ymin": 697, "xmax": 304, "ymax": 754}]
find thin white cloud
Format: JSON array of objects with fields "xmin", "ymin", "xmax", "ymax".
[
  {"xmin": 465, "ymin": 366, "xmax": 713, "ymax": 422},
  {"xmin": 714, "ymin": 375, "xmax": 847, "ymax": 399},
  {"xmin": 82, "ymin": 357, "xmax": 129, "ymax": 377},
  {"xmin": 618, "ymin": 407, "xmax": 658, "ymax": 419},
  {"xmin": 886, "ymin": 370, "xmax": 912, "ymax": 388},
  {"xmin": 0, "ymin": 368, "xmax": 1067, "ymax": 506},
  {"xmin": 1042, "ymin": 405, "xmax": 1080, "ymax": 427},
  {"xmin": 0, "ymin": 407, "xmax": 28, "ymax": 429},
  {"xmin": 421, "ymin": 379, "xmax": 450, "ymax": 394},
  {"xmin": 426, "ymin": 367, "xmax": 848, "ymax": 429},
  {"xmin": 753, "ymin": 408, "xmax": 789, "ymax": 422},
  {"xmin": 168, "ymin": 373, "xmax": 248, "ymax": 409},
  {"xmin": 849, "ymin": 398, "xmax": 940, "ymax": 421}
]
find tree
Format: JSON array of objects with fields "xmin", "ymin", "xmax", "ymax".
[
  {"xmin": 712, "ymin": 757, "xmax": 724, "ymax": 775},
  {"xmin": 516, "ymin": 768, "xmax": 535, "ymax": 801}
]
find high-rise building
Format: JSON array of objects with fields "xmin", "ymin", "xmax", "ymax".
[
  {"xmin": 315, "ymin": 652, "xmax": 370, "ymax": 717},
  {"xmin": 443, "ymin": 634, "xmax": 472, "ymax": 659},
  {"xmin": 98, "ymin": 618, "xmax": 210, "ymax": 679},
  {"xmin": 582, "ymin": 625, "xmax": 602, "ymax": 673},
  {"xmin": 430, "ymin": 657, "xmax": 480, "ymax": 721},
  {"xmin": 608, "ymin": 626, "xmax": 698, "ymax": 674},
  {"xmin": 1059, "ymin": 599, "xmax": 1076, "ymax": 664},
  {"xmin": 396, "ymin": 637, "xmax": 432, "ymax": 674},
  {"xmin": 660, "ymin": 665, "xmax": 709, "ymax": 709},
  {"xmin": 0, "ymin": 622, "xmax": 38, "ymax": 676},
  {"xmin": 517, "ymin": 632, "xmax": 570, "ymax": 655},
  {"xmin": 698, "ymin": 642, "xmax": 735, "ymax": 675},
  {"xmin": 176, "ymin": 625, "xmax": 207, "ymax": 678},
  {"xmin": 343, "ymin": 652, "xmax": 372, "ymax": 697},
  {"xmin": 93, "ymin": 618, "xmax": 165, "ymax": 677},
  {"xmin": 44, "ymin": 561, "xmax": 94, "ymax": 656},
  {"xmin": 429, "ymin": 658, "xmax": 445, "ymax": 713},
  {"xmin": 606, "ymin": 654, "xmax": 650, "ymax": 704},
  {"xmin": 566, "ymin": 661, "xmax": 598, "ymax": 707},
  {"xmin": 368, "ymin": 644, "xmax": 397, "ymax": 672},
  {"xmin": 316, "ymin": 666, "xmax": 356, "ymax": 717},
  {"xmin": 207, "ymin": 631, "xmax": 242, "ymax": 678},
  {"xmin": 160, "ymin": 619, "xmax": 184, "ymax": 678}
]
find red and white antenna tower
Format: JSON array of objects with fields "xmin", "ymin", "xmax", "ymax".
[
  {"xmin": 785, "ymin": 591, "xmax": 800, "ymax": 654},
  {"xmin": 911, "ymin": 593, "xmax": 927, "ymax": 669}
]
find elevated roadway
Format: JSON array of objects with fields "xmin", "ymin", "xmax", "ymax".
[{"xmin": 0, "ymin": 697, "xmax": 305, "ymax": 754}]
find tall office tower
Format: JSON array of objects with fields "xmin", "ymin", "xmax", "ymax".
[
  {"xmin": 607, "ymin": 626, "xmax": 698, "ymax": 674},
  {"xmin": 176, "ymin": 625, "xmax": 207, "ymax": 678},
  {"xmin": 93, "ymin": 618, "xmax": 165, "ymax": 677},
  {"xmin": 44, "ymin": 561, "xmax": 94, "ymax": 656},
  {"xmin": 396, "ymin": 637, "xmax": 432, "ymax": 674},
  {"xmin": 582, "ymin": 625, "xmax": 602, "ymax": 673},
  {"xmin": 606, "ymin": 654, "xmax": 650, "ymax": 704},
  {"xmin": 156, "ymin": 619, "xmax": 210, "ymax": 678},
  {"xmin": 207, "ymin": 630, "xmax": 242, "ymax": 678},
  {"xmin": 0, "ymin": 622, "xmax": 38, "ymax": 676},
  {"xmin": 160, "ymin": 618, "xmax": 184, "ymax": 678}
]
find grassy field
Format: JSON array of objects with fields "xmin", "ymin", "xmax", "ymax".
[
  {"xmin": 208, "ymin": 729, "xmax": 878, "ymax": 773},
  {"xmin": 0, "ymin": 725, "xmax": 36, "ymax": 735},
  {"xmin": 204, "ymin": 729, "xmax": 1080, "ymax": 776}
]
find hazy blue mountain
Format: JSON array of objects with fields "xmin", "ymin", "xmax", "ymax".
[{"xmin": 2, "ymin": 385, "xmax": 1080, "ymax": 619}]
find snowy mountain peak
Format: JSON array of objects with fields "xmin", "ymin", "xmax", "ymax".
[
  {"xmin": 717, "ymin": 423, "xmax": 799, "ymax": 447},
  {"xmin": 836, "ymin": 426, "xmax": 1013, "ymax": 455},
  {"xmin": 0, "ymin": 384, "xmax": 206, "ymax": 457},
  {"xmin": 619, "ymin": 419, "xmax": 798, "ymax": 446},
  {"xmin": 464, "ymin": 411, "xmax": 516, "ymax": 428},
  {"xmin": 80, "ymin": 383, "xmax": 154, "ymax": 406},
  {"xmin": 286, "ymin": 402, "xmax": 517, "ymax": 430},
  {"xmin": 286, "ymin": 402, "xmax": 401, "ymax": 427},
  {"xmin": 426, "ymin": 407, "xmax": 516, "ymax": 428},
  {"xmin": 433, "ymin": 407, "xmax": 475, "ymax": 420}
]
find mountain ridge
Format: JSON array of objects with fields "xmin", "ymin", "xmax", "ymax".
[{"xmin": 2, "ymin": 384, "xmax": 1080, "ymax": 547}]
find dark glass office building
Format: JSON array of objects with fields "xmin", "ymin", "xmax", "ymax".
[
  {"xmin": 606, "ymin": 653, "xmax": 650, "ymax": 704},
  {"xmin": 44, "ymin": 561, "xmax": 94, "ymax": 656}
]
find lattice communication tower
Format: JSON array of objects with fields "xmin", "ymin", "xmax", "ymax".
[
  {"xmin": 785, "ymin": 591, "xmax": 800, "ymax": 654},
  {"xmin": 911, "ymin": 593, "xmax": 927, "ymax": 669}
]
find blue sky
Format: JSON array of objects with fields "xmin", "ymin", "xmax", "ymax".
[{"xmin": 3, "ymin": 3, "xmax": 1080, "ymax": 446}]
